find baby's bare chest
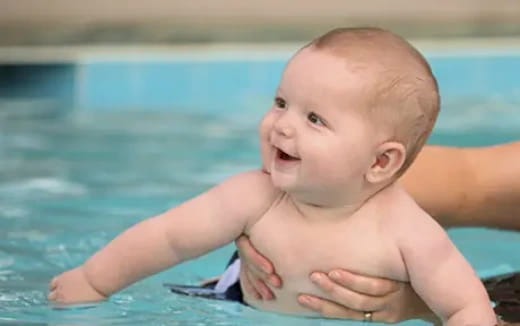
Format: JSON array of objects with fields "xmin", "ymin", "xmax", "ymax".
[{"xmin": 248, "ymin": 202, "xmax": 408, "ymax": 283}]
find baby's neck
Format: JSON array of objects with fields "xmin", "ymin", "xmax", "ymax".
[{"xmin": 288, "ymin": 181, "xmax": 396, "ymax": 222}]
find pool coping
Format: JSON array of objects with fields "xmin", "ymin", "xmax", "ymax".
[{"xmin": 2, "ymin": 37, "xmax": 520, "ymax": 64}]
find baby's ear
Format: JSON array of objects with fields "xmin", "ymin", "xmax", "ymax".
[{"xmin": 365, "ymin": 141, "xmax": 406, "ymax": 184}]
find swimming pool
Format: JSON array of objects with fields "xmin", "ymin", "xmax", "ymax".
[{"xmin": 1, "ymin": 43, "xmax": 520, "ymax": 325}]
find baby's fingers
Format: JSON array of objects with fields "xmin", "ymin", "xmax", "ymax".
[
  {"xmin": 48, "ymin": 277, "xmax": 58, "ymax": 291},
  {"xmin": 47, "ymin": 290, "xmax": 58, "ymax": 301}
]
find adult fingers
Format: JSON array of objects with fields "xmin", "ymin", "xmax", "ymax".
[
  {"xmin": 298, "ymin": 294, "xmax": 387, "ymax": 322},
  {"xmin": 240, "ymin": 267, "xmax": 261, "ymax": 300},
  {"xmin": 236, "ymin": 235, "xmax": 282, "ymax": 288},
  {"xmin": 310, "ymin": 272, "xmax": 387, "ymax": 312},
  {"xmin": 327, "ymin": 269, "xmax": 400, "ymax": 296},
  {"xmin": 244, "ymin": 267, "xmax": 275, "ymax": 300},
  {"xmin": 308, "ymin": 271, "xmax": 432, "ymax": 323},
  {"xmin": 236, "ymin": 235, "xmax": 273, "ymax": 275}
]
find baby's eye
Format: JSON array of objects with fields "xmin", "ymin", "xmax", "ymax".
[
  {"xmin": 274, "ymin": 97, "xmax": 287, "ymax": 109},
  {"xmin": 307, "ymin": 112, "xmax": 325, "ymax": 126}
]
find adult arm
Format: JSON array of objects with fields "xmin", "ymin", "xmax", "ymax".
[{"xmin": 402, "ymin": 142, "xmax": 520, "ymax": 229}]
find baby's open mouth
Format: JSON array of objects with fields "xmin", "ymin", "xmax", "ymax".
[{"xmin": 277, "ymin": 148, "xmax": 300, "ymax": 161}]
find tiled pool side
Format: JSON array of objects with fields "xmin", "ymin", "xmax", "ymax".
[{"xmin": 1, "ymin": 47, "xmax": 520, "ymax": 113}]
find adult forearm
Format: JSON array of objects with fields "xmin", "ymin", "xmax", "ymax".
[
  {"xmin": 400, "ymin": 145, "xmax": 471, "ymax": 226},
  {"xmin": 461, "ymin": 142, "xmax": 520, "ymax": 230},
  {"xmin": 401, "ymin": 142, "xmax": 520, "ymax": 230}
]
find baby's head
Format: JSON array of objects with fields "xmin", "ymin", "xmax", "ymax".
[
  {"xmin": 311, "ymin": 27, "xmax": 440, "ymax": 176},
  {"xmin": 260, "ymin": 27, "xmax": 439, "ymax": 204}
]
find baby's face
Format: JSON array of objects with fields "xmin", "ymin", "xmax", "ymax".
[{"xmin": 259, "ymin": 47, "xmax": 382, "ymax": 203}]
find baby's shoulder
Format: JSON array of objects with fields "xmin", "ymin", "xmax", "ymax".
[
  {"xmin": 375, "ymin": 184, "xmax": 446, "ymax": 242},
  {"xmin": 228, "ymin": 169, "xmax": 278, "ymax": 195},
  {"xmin": 373, "ymin": 183, "xmax": 432, "ymax": 225},
  {"xmin": 220, "ymin": 169, "xmax": 280, "ymax": 220}
]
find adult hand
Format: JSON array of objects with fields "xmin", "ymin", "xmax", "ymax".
[
  {"xmin": 297, "ymin": 270, "xmax": 437, "ymax": 323},
  {"xmin": 235, "ymin": 235, "xmax": 282, "ymax": 300},
  {"xmin": 236, "ymin": 235, "xmax": 437, "ymax": 323}
]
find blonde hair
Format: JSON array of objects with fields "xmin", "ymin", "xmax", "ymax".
[{"xmin": 309, "ymin": 27, "xmax": 440, "ymax": 177}]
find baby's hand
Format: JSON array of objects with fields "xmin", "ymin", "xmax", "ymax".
[{"xmin": 48, "ymin": 266, "xmax": 107, "ymax": 304}]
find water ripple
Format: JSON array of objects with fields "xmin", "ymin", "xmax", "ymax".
[{"xmin": 0, "ymin": 178, "xmax": 88, "ymax": 197}]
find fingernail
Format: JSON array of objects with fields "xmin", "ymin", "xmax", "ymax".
[
  {"xmin": 298, "ymin": 295, "xmax": 312, "ymax": 305},
  {"xmin": 48, "ymin": 292, "xmax": 56, "ymax": 300},
  {"xmin": 330, "ymin": 271, "xmax": 340, "ymax": 280},
  {"xmin": 269, "ymin": 275, "xmax": 281, "ymax": 288},
  {"xmin": 310, "ymin": 272, "xmax": 322, "ymax": 282},
  {"xmin": 260, "ymin": 287, "xmax": 270, "ymax": 300}
]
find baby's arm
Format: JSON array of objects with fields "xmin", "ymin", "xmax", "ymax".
[
  {"xmin": 49, "ymin": 170, "xmax": 276, "ymax": 304},
  {"xmin": 396, "ymin": 210, "xmax": 497, "ymax": 326}
]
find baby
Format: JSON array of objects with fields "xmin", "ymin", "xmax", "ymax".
[{"xmin": 49, "ymin": 27, "xmax": 496, "ymax": 326}]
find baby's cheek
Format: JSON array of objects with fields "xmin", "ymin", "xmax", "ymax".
[
  {"xmin": 258, "ymin": 111, "xmax": 275, "ymax": 172},
  {"xmin": 314, "ymin": 148, "xmax": 350, "ymax": 179},
  {"xmin": 260, "ymin": 144, "xmax": 272, "ymax": 173},
  {"xmin": 258, "ymin": 113, "xmax": 274, "ymax": 139}
]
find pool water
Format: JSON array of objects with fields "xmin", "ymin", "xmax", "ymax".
[{"xmin": 1, "ymin": 49, "xmax": 520, "ymax": 325}]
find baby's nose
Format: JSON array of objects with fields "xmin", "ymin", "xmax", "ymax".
[{"xmin": 273, "ymin": 116, "xmax": 294, "ymax": 138}]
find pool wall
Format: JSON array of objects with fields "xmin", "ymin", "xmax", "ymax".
[{"xmin": 1, "ymin": 45, "xmax": 520, "ymax": 114}]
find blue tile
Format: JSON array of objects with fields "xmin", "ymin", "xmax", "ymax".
[
  {"xmin": 7, "ymin": 51, "xmax": 517, "ymax": 113},
  {"xmin": 429, "ymin": 55, "xmax": 520, "ymax": 98},
  {"xmin": 79, "ymin": 59, "xmax": 287, "ymax": 113},
  {"xmin": 80, "ymin": 62, "xmax": 138, "ymax": 110}
]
